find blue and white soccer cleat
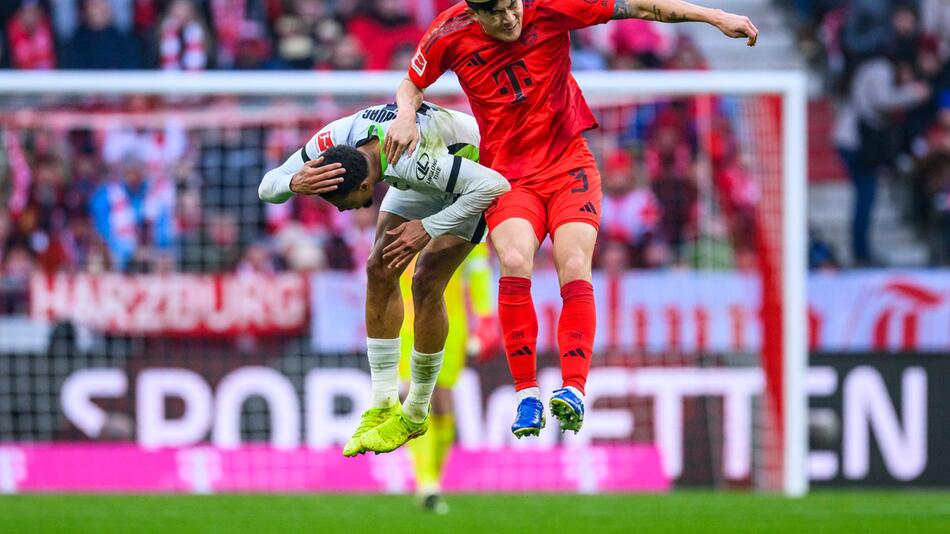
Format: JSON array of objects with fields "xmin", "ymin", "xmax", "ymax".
[
  {"xmin": 511, "ymin": 397, "xmax": 545, "ymax": 438},
  {"xmin": 549, "ymin": 388, "xmax": 584, "ymax": 434}
]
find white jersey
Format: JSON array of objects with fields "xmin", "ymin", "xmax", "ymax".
[{"xmin": 259, "ymin": 103, "xmax": 509, "ymax": 238}]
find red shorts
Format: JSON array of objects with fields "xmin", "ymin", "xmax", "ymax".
[{"xmin": 485, "ymin": 137, "xmax": 602, "ymax": 243}]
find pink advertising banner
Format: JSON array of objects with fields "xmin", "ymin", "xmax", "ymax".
[{"xmin": 0, "ymin": 444, "xmax": 669, "ymax": 494}]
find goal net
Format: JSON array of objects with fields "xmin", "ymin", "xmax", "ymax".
[{"xmin": 0, "ymin": 71, "xmax": 806, "ymax": 495}]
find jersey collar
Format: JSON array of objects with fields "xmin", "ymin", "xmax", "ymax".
[{"xmin": 368, "ymin": 124, "xmax": 388, "ymax": 175}]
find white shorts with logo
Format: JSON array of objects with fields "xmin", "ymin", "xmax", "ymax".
[{"xmin": 379, "ymin": 187, "xmax": 488, "ymax": 244}]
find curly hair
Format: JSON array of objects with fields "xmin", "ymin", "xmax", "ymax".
[{"xmin": 317, "ymin": 145, "xmax": 370, "ymax": 203}]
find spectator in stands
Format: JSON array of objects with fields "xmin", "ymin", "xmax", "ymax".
[
  {"xmin": 131, "ymin": 0, "xmax": 162, "ymax": 66},
  {"xmin": 89, "ymin": 160, "xmax": 137, "ymax": 270},
  {"xmin": 608, "ymin": 17, "xmax": 673, "ymax": 69},
  {"xmin": 321, "ymin": 34, "xmax": 364, "ymax": 70},
  {"xmin": 24, "ymin": 155, "xmax": 78, "ymax": 273},
  {"xmin": 231, "ymin": 26, "xmax": 272, "ymax": 70},
  {"xmin": 0, "ymin": 243, "xmax": 34, "ymax": 314},
  {"xmin": 916, "ymin": 93, "xmax": 950, "ymax": 263},
  {"xmin": 14, "ymin": 154, "xmax": 60, "ymax": 243},
  {"xmin": 387, "ymin": 43, "xmax": 416, "ymax": 71},
  {"xmin": 903, "ymin": 36, "xmax": 950, "ymax": 147},
  {"xmin": 65, "ymin": 0, "xmax": 141, "ymax": 69},
  {"xmin": 210, "ymin": 0, "xmax": 268, "ymax": 69},
  {"xmin": 158, "ymin": 0, "xmax": 210, "ymax": 71},
  {"xmin": 347, "ymin": 0, "xmax": 422, "ymax": 71},
  {"xmin": 6, "ymin": 0, "xmax": 56, "ymax": 70},
  {"xmin": 90, "ymin": 153, "xmax": 174, "ymax": 271},
  {"xmin": 600, "ymin": 239, "xmax": 631, "ymax": 276},
  {"xmin": 835, "ymin": 14, "xmax": 931, "ymax": 266},
  {"xmin": 570, "ymin": 29, "xmax": 608, "ymax": 71},
  {"xmin": 48, "ymin": 0, "xmax": 136, "ymax": 40},
  {"xmin": 712, "ymin": 132, "xmax": 761, "ymax": 268},
  {"xmin": 891, "ymin": 2, "xmax": 921, "ymax": 65},
  {"xmin": 649, "ymin": 124, "xmax": 698, "ymax": 265},
  {"xmin": 600, "ymin": 150, "xmax": 662, "ymax": 267},
  {"xmin": 842, "ymin": 0, "xmax": 892, "ymax": 60},
  {"xmin": 272, "ymin": 222, "xmax": 325, "ymax": 272},
  {"xmin": 665, "ymin": 36, "xmax": 708, "ymax": 70},
  {"xmin": 237, "ymin": 241, "xmax": 278, "ymax": 275},
  {"xmin": 270, "ymin": 0, "xmax": 341, "ymax": 69},
  {"xmin": 179, "ymin": 211, "xmax": 242, "ymax": 272},
  {"xmin": 920, "ymin": 0, "xmax": 950, "ymax": 50}
]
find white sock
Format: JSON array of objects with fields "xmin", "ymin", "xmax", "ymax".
[
  {"xmin": 402, "ymin": 349, "xmax": 444, "ymax": 422},
  {"xmin": 367, "ymin": 337, "xmax": 400, "ymax": 408},
  {"xmin": 517, "ymin": 387, "xmax": 540, "ymax": 402},
  {"xmin": 565, "ymin": 386, "xmax": 584, "ymax": 400}
]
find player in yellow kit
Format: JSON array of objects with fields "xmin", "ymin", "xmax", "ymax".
[{"xmin": 398, "ymin": 243, "xmax": 497, "ymax": 514}]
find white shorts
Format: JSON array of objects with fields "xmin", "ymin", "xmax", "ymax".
[{"xmin": 379, "ymin": 187, "xmax": 488, "ymax": 244}]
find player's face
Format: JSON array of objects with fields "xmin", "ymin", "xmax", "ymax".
[
  {"xmin": 330, "ymin": 182, "xmax": 374, "ymax": 212},
  {"xmin": 470, "ymin": 0, "xmax": 523, "ymax": 42}
]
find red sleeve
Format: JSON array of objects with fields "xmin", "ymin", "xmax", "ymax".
[
  {"xmin": 407, "ymin": 20, "xmax": 452, "ymax": 89},
  {"xmin": 548, "ymin": 0, "xmax": 616, "ymax": 31}
]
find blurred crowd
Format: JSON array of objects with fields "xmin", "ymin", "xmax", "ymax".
[
  {"xmin": 0, "ymin": 96, "xmax": 759, "ymax": 314},
  {"xmin": 1, "ymin": 0, "xmax": 760, "ymax": 315},
  {"xmin": 794, "ymin": 0, "xmax": 950, "ymax": 265},
  {"xmin": 595, "ymin": 99, "xmax": 762, "ymax": 274},
  {"xmin": 0, "ymin": 0, "xmax": 704, "ymax": 72}
]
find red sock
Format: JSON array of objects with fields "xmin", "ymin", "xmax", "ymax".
[
  {"xmin": 558, "ymin": 280, "xmax": 596, "ymax": 394},
  {"xmin": 498, "ymin": 276, "xmax": 538, "ymax": 391}
]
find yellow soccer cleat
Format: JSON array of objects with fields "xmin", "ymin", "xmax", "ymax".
[
  {"xmin": 360, "ymin": 409, "xmax": 429, "ymax": 454},
  {"xmin": 343, "ymin": 404, "xmax": 400, "ymax": 457}
]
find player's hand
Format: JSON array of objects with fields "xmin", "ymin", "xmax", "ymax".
[
  {"xmin": 382, "ymin": 220, "xmax": 431, "ymax": 270},
  {"xmin": 384, "ymin": 113, "xmax": 419, "ymax": 165},
  {"xmin": 290, "ymin": 157, "xmax": 346, "ymax": 195},
  {"xmin": 714, "ymin": 11, "xmax": 758, "ymax": 47}
]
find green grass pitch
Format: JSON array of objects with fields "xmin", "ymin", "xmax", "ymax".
[{"xmin": 1, "ymin": 491, "xmax": 947, "ymax": 533}]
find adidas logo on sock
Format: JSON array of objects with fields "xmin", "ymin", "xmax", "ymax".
[
  {"xmin": 579, "ymin": 202, "xmax": 597, "ymax": 214},
  {"xmin": 561, "ymin": 348, "xmax": 587, "ymax": 359},
  {"xmin": 512, "ymin": 345, "xmax": 533, "ymax": 356}
]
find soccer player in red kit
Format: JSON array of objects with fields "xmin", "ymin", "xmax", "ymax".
[{"xmin": 384, "ymin": 0, "xmax": 758, "ymax": 436}]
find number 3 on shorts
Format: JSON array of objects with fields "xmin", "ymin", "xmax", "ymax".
[{"xmin": 569, "ymin": 168, "xmax": 589, "ymax": 193}]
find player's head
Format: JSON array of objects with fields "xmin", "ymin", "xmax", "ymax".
[
  {"xmin": 318, "ymin": 145, "xmax": 374, "ymax": 211},
  {"xmin": 465, "ymin": 0, "xmax": 523, "ymax": 42}
]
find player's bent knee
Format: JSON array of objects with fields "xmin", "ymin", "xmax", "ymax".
[{"xmin": 365, "ymin": 253, "xmax": 399, "ymax": 285}]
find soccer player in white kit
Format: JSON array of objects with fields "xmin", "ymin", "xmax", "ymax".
[{"xmin": 259, "ymin": 102, "xmax": 509, "ymax": 455}]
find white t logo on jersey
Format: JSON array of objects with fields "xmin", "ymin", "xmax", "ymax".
[{"xmin": 412, "ymin": 50, "xmax": 427, "ymax": 77}]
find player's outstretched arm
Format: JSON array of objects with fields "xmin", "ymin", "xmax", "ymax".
[
  {"xmin": 385, "ymin": 78, "xmax": 425, "ymax": 165},
  {"xmin": 612, "ymin": 0, "xmax": 758, "ymax": 46}
]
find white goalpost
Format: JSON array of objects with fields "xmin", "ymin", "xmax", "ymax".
[{"xmin": 0, "ymin": 70, "xmax": 807, "ymax": 496}]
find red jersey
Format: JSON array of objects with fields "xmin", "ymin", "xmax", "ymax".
[{"xmin": 408, "ymin": 0, "xmax": 615, "ymax": 181}]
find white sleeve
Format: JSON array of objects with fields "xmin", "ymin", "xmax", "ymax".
[
  {"xmin": 258, "ymin": 149, "xmax": 305, "ymax": 204},
  {"xmin": 421, "ymin": 155, "xmax": 510, "ymax": 238}
]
